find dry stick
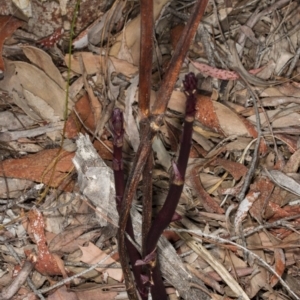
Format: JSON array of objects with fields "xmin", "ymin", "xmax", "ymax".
[
  {"xmin": 110, "ymin": 109, "xmax": 147, "ymax": 300},
  {"xmin": 151, "ymin": 0, "xmax": 209, "ymax": 117},
  {"xmin": 118, "ymin": 0, "xmax": 209, "ymax": 299},
  {"xmin": 235, "ymin": 70, "xmax": 262, "ymax": 202},
  {"xmin": 0, "ymin": 260, "xmax": 34, "ymax": 300},
  {"xmin": 139, "ymin": 0, "xmax": 153, "ymax": 120},
  {"xmin": 138, "ymin": 0, "xmax": 161, "ymax": 298},
  {"xmin": 172, "ymin": 228, "xmax": 300, "ymax": 300}
]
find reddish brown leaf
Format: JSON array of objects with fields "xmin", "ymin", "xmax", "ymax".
[
  {"xmin": 195, "ymin": 95, "xmax": 224, "ymax": 135},
  {"xmin": 0, "ymin": 16, "xmax": 24, "ymax": 72},
  {"xmin": 65, "ymin": 93, "xmax": 113, "ymax": 160},
  {"xmin": 195, "ymin": 94, "xmax": 267, "ymax": 153},
  {"xmin": 26, "ymin": 209, "xmax": 65, "ymax": 276},
  {"xmin": 0, "ymin": 149, "xmax": 74, "ymax": 188},
  {"xmin": 190, "ymin": 168, "xmax": 225, "ymax": 214},
  {"xmin": 234, "ymin": 191, "xmax": 260, "ymax": 230},
  {"xmin": 270, "ymin": 248, "xmax": 285, "ymax": 287},
  {"xmin": 36, "ymin": 28, "xmax": 64, "ymax": 48},
  {"xmin": 211, "ymin": 157, "xmax": 247, "ymax": 180},
  {"xmin": 250, "ymin": 177, "xmax": 275, "ymax": 222}
]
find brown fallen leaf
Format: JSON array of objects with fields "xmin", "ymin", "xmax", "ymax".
[
  {"xmin": 0, "ymin": 16, "xmax": 24, "ymax": 73},
  {"xmin": 270, "ymin": 248, "xmax": 285, "ymax": 287},
  {"xmin": 79, "ymin": 242, "xmax": 123, "ymax": 282},
  {"xmin": 48, "ymin": 286, "xmax": 78, "ymax": 300},
  {"xmin": 190, "ymin": 167, "xmax": 225, "ymax": 214},
  {"xmin": 195, "ymin": 94, "xmax": 268, "ymax": 153},
  {"xmin": 0, "ymin": 148, "xmax": 74, "ymax": 189}
]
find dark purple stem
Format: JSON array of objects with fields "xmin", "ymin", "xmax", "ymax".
[
  {"xmin": 145, "ymin": 72, "xmax": 197, "ymax": 259},
  {"xmin": 110, "ymin": 108, "xmax": 147, "ymax": 299}
]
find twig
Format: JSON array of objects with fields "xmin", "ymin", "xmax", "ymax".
[
  {"xmin": 235, "ymin": 70, "xmax": 262, "ymax": 202},
  {"xmin": 171, "ymin": 228, "xmax": 300, "ymax": 300},
  {"xmin": 139, "ymin": 0, "xmax": 153, "ymax": 120},
  {"xmin": 152, "ymin": 0, "xmax": 209, "ymax": 117},
  {"xmin": 1, "ymin": 240, "xmax": 45, "ymax": 300},
  {"xmin": 0, "ymin": 260, "xmax": 34, "ymax": 300},
  {"xmin": 287, "ymin": 45, "xmax": 300, "ymax": 77},
  {"xmin": 37, "ymin": 250, "xmax": 117, "ymax": 294}
]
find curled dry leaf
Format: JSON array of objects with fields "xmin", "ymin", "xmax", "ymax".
[
  {"xmin": 26, "ymin": 208, "xmax": 66, "ymax": 276},
  {"xmin": 190, "ymin": 168, "xmax": 225, "ymax": 214},
  {"xmin": 234, "ymin": 191, "xmax": 260, "ymax": 232},
  {"xmin": 211, "ymin": 157, "xmax": 247, "ymax": 181},
  {"xmin": 0, "ymin": 16, "xmax": 24, "ymax": 73}
]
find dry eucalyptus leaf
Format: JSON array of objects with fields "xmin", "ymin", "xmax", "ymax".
[
  {"xmin": 12, "ymin": 0, "xmax": 32, "ymax": 17},
  {"xmin": 0, "ymin": 111, "xmax": 35, "ymax": 131},
  {"xmin": 0, "ymin": 60, "xmax": 73, "ymax": 120},
  {"xmin": 21, "ymin": 45, "xmax": 65, "ymax": 89},
  {"xmin": 22, "ymin": 89, "xmax": 61, "ymax": 122}
]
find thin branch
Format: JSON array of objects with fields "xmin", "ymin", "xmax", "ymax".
[
  {"xmin": 151, "ymin": 0, "xmax": 209, "ymax": 117},
  {"xmin": 139, "ymin": 0, "xmax": 153, "ymax": 119},
  {"xmin": 0, "ymin": 261, "xmax": 34, "ymax": 300}
]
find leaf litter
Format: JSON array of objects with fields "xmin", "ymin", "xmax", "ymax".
[{"xmin": 0, "ymin": 1, "xmax": 300, "ymax": 300}]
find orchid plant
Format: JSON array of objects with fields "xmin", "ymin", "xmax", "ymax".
[{"xmin": 110, "ymin": 1, "xmax": 209, "ymax": 299}]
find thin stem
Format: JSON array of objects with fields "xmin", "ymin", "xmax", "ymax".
[
  {"xmin": 110, "ymin": 109, "xmax": 145, "ymax": 300},
  {"xmin": 144, "ymin": 74, "xmax": 197, "ymax": 285},
  {"xmin": 139, "ymin": 0, "xmax": 153, "ymax": 119},
  {"xmin": 118, "ymin": 120, "xmax": 154, "ymax": 299},
  {"xmin": 151, "ymin": 0, "xmax": 209, "ymax": 116}
]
